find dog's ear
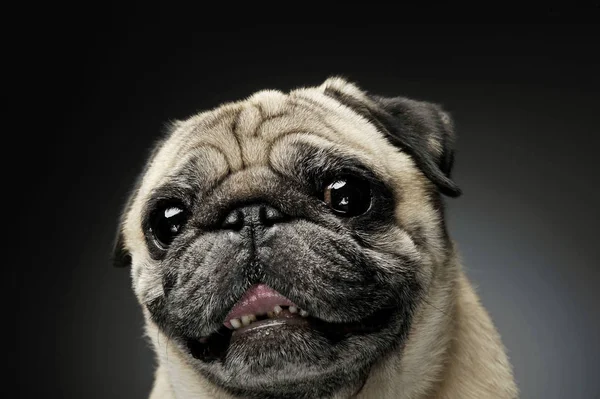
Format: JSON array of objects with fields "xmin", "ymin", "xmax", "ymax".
[
  {"xmin": 111, "ymin": 169, "xmax": 144, "ymax": 268},
  {"xmin": 112, "ymin": 224, "xmax": 131, "ymax": 268},
  {"xmin": 321, "ymin": 77, "xmax": 461, "ymax": 197},
  {"xmin": 111, "ymin": 122, "xmax": 179, "ymax": 268}
]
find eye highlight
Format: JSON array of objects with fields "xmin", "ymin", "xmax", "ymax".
[
  {"xmin": 323, "ymin": 176, "xmax": 372, "ymax": 216},
  {"xmin": 149, "ymin": 201, "xmax": 189, "ymax": 249}
]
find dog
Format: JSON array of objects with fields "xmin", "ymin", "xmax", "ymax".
[{"xmin": 112, "ymin": 77, "xmax": 518, "ymax": 398}]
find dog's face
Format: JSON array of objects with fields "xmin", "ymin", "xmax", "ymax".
[{"xmin": 113, "ymin": 77, "xmax": 461, "ymax": 398}]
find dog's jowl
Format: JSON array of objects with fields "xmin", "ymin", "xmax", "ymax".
[{"xmin": 113, "ymin": 77, "xmax": 518, "ymax": 399}]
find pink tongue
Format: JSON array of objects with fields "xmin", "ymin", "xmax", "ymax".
[{"xmin": 224, "ymin": 284, "xmax": 297, "ymax": 327}]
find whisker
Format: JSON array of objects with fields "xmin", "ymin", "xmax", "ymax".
[
  {"xmin": 165, "ymin": 330, "xmax": 172, "ymax": 362},
  {"xmin": 422, "ymin": 297, "xmax": 451, "ymax": 318}
]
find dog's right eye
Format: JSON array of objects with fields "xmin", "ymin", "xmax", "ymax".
[
  {"xmin": 323, "ymin": 175, "xmax": 372, "ymax": 216},
  {"xmin": 149, "ymin": 202, "xmax": 188, "ymax": 249}
]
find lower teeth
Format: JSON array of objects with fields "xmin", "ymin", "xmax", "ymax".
[{"xmin": 229, "ymin": 306, "xmax": 308, "ymax": 330}]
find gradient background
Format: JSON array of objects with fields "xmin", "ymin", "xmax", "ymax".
[{"xmin": 15, "ymin": 23, "xmax": 600, "ymax": 398}]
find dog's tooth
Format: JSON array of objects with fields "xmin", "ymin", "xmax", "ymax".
[
  {"xmin": 267, "ymin": 311, "xmax": 275, "ymax": 318},
  {"xmin": 288, "ymin": 306, "xmax": 298, "ymax": 314},
  {"xmin": 241, "ymin": 315, "xmax": 252, "ymax": 326},
  {"xmin": 249, "ymin": 314, "xmax": 257, "ymax": 322},
  {"xmin": 230, "ymin": 318, "xmax": 242, "ymax": 329},
  {"xmin": 299, "ymin": 309, "xmax": 309, "ymax": 317},
  {"xmin": 273, "ymin": 305, "xmax": 282, "ymax": 315}
]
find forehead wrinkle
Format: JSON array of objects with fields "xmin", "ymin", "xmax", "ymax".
[
  {"xmin": 257, "ymin": 114, "xmax": 320, "ymax": 142},
  {"xmin": 287, "ymin": 96, "xmax": 383, "ymax": 157},
  {"xmin": 247, "ymin": 89, "xmax": 289, "ymax": 117},
  {"xmin": 186, "ymin": 109, "xmax": 244, "ymax": 171},
  {"xmin": 167, "ymin": 144, "xmax": 231, "ymax": 192},
  {"xmin": 268, "ymin": 133, "xmax": 394, "ymax": 185},
  {"xmin": 168, "ymin": 104, "xmax": 239, "ymax": 160},
  {"xmin": 255, "ymin": 96, "xmax": 334, "ymax": 140},
  {"xmin": 291, "ymin": 90, "xmax": 396, "ymax": 154},
  {"xmin": 234, "ymin": 104, "xmax": 263, "ymax": 139},
  {"xmin": 261, "ymin": 106, "xmax": 386, "ymax": 175},
  {"xmin": 232, "ymin": 104, "xmax": 269, "ymax": 167},
  {"xmin": 234, "ymin": 92, "xmax": 296, "ymax": 166}
]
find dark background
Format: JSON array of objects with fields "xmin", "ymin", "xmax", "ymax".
[{"xmin": 14, "ymin": 22, "xmax": 600, "ymax": 398}]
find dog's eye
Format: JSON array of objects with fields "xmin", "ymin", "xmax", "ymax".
[
  {"xmin": 323, "ymin": 176, "xmax": 372, "ymax": 216},
  {"xmin": 149, "ymin": 202, "xmax": 188, "ymax": 249}
]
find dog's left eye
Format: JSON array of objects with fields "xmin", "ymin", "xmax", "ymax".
[
  {"xmin": 323, "ymin": 176, "xmax": 372, "ymax": 216},
  {"xmin": 149, "ymin": 203, "xmax": 188, "ymax": 249}
]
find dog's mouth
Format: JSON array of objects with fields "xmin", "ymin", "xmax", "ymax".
[
  {"xmin": 185, "ymin": 283, "xmax": 394, "ymax": 362},
  {"xmin": 222, "ymin": 283, "xmax": 310, "ymax": 333}
]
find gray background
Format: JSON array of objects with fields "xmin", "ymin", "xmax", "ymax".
[{"xmin": 14, "ymin": 23, "xmax": 599, "ymax": 398}]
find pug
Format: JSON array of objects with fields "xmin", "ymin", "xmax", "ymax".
[{"xmin": 112, "ymin": 77, "xmax": 518, "ymax": 399}]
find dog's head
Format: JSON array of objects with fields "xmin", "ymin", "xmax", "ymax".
[{"xmin": 113, "ymin": 77, "xmax": 460, "ymax": 398}]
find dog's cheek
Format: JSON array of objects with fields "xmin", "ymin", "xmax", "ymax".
[
  {"xmin": 131, "ymin": 253, "xmax": 165, "ymax": 305},
  {"xmin": 160, "ymin": 234, "xmax": 257, "ymax": 333}
]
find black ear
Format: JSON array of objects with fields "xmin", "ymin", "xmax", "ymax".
[
  {"xmin": 111, "ymin": 183, "xmax": 140, "ymax": 268},
  {"xmin": 112, "ymin": 226, "xmax": 132, "ymax": 268},
  {"xmin": 322, "ymin": 78, "xmax": 461, "ymax": 197}
]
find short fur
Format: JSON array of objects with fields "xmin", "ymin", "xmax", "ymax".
[{"xmin": 114, "ymin": 77, "xmax": 518, "ymax": 398}]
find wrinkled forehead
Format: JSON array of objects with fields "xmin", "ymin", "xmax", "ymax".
[{"xmin": 138, "ymin": 88, "xmax": 406, "ymax": 199}]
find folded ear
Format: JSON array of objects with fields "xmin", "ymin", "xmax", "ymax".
[
  {"xmin": 321, "ymin": 77, "xmax": 461, "ymax": 197},
  {"xmin": 112, "ymin": 174, "xmax": 143, "ymax": 268},
  {"xmin": 112, "ymin": 224, "xmax": 131, "ymax": 268}
]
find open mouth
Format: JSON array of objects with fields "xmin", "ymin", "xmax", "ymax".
[
  {"xmin": 185, "ymin": 283, "xmax": 393, "ymax": 362},
  {"xmin": 223, "ymin": 284, "xmax": 310, "ymax": 334}
]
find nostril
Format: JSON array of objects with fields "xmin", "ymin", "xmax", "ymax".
[
  {"xmin": 222, "ymin": 204, "xmax": 287, "ymax": 230},
  {"xmin": 261, "ymin": 205, "xmax": 285, "ymax": 227},
  {"xmin": 222, "ymin": 209, "xmax": 244, "ymax": 230}
]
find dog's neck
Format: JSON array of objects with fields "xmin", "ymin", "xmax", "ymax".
[
  {"xmin": 354, "ymin": 269, "xmax": 517, "ymax": 398},
  {"xmin": 145, "ymin": 265, "xmax": 517, "ymax": 399}
]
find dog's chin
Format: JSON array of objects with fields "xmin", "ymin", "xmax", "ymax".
[{"xmin": 173, "ymin": 303, "xmax": 400, "ymax": 397}]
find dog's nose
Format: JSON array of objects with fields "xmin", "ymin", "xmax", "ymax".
[{"xmin": 221, "ymin": 203, "xmax": 286, "ymax": 230}]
